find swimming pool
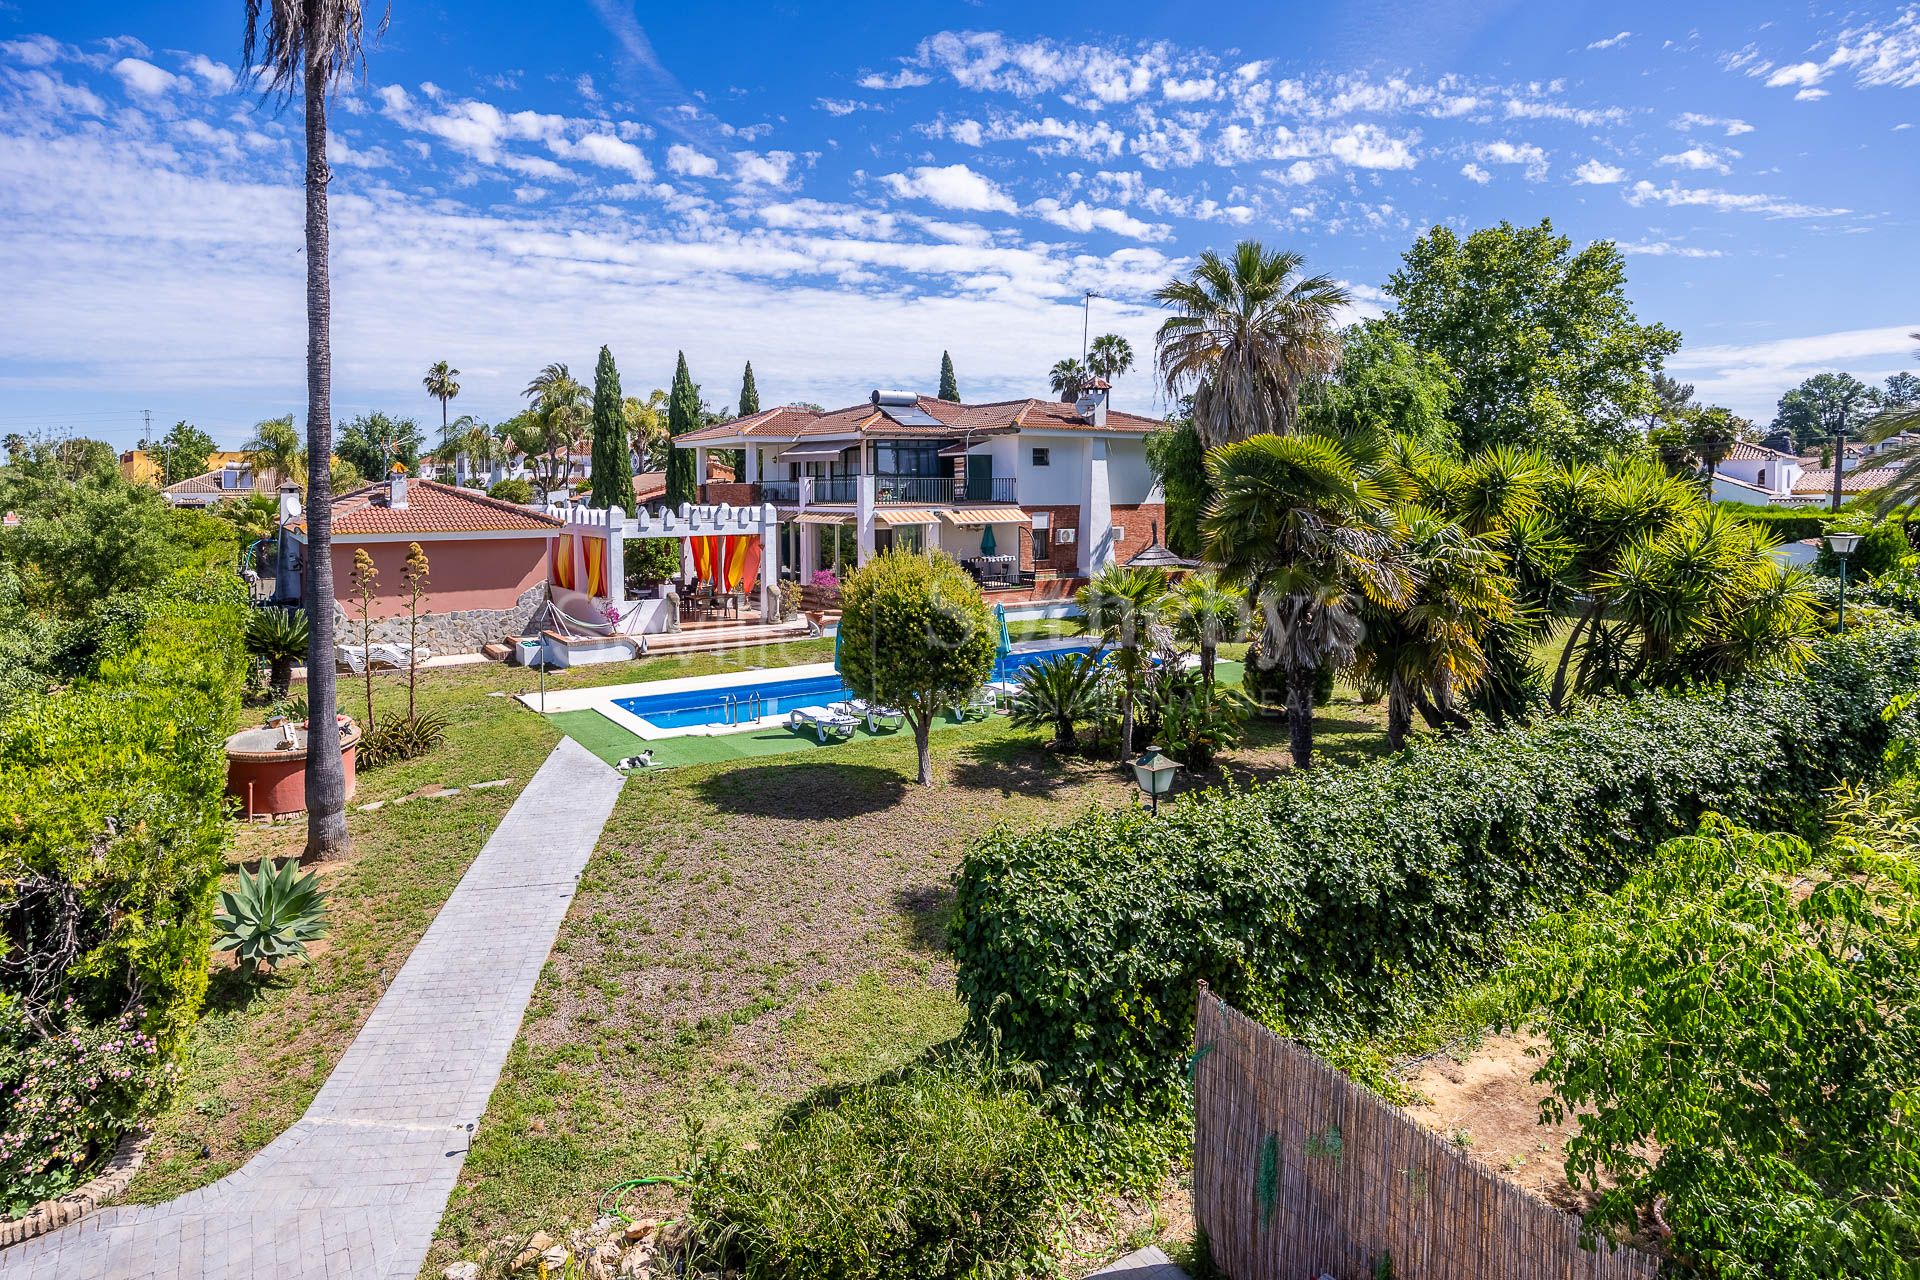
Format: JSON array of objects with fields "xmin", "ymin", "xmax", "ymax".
[{"xmin": 612, "ymin": 644, "xmax": 1096, "ymax": 732}]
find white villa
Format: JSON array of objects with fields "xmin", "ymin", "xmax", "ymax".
[
  {"xmin": 1707, "ymin": 434, "xmax": 1914, "ymax": 506},
  {"xmin": 671, "ymin": 383, "xmax": 1167, "ymax": 588}
]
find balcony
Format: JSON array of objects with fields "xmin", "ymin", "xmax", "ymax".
[{"xmin": 750, "ymin": 474, "xmax": 1019, "ymax": 506}]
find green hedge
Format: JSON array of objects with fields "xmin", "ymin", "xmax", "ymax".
[
  {"xmin": 1717, "ymin": 502, "xmax": 1832, "ymax": 543},
  {"xmin": 0, "ymin": 570, "xmax": 247, "ymax": 1195},
  {"xmin": 951, "ymin": 626, "xmax": 1920, "ymax": 1112}
]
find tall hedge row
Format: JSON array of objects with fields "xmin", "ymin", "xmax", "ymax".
[
  {"xmin": 951, "ymin": 627, "xmax": 1920, "ymax": 1112},
  {"xmin": 0, "ymin": 570, "xmax": 248, "ymax": 1059}
]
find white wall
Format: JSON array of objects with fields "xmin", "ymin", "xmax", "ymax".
[
  {"xmin": 1013, "ymin": 433, "xmax": 1088, "ymax": 505},
  {"xmin": 1104, "ymin": 438, "xmax": 1161, "ymax": 505}
]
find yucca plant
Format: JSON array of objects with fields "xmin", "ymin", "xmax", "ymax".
[
  {"xmin": 360, "ymin": 708, "xmax": 449, "ymax": 768},
  {"xmin": 245, "ymin": 606, "xmax": 309, "ymax": 699},
  {"xmin": 1008, "ymin": 653, "xmax": 1102, "ymax": 752},
  {"xmin": 214, "ymin": 858, "xmax": 328, "ymax": 976}
]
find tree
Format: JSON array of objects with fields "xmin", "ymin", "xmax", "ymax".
[
  {"xmin": 422, "ymin": 359, "xmax": 460, "ymax": 446},
  {"xmin": 1169, "ymin": 571, "xmax": 1245, "ymax": 686},
  {"xmin": 246, "ymin": 606, "xmax": 308, "ymax": 700},
  {"xmin": 244, "ymin": 0, "xmax": 384, "ymax": 862},
  {"xmin": 665, "ymin": 351, "xmax": 700, "ymax": 509},
  {"xmin": 336, "ymin": 412, "xmax": 422, "ymax": 484},
  {"xmin": 1386, "ymin": 220, "xmax": 1682, "ymax": 459},
  {"xmin": 938, "ymin": 350, "xmax": 960, "ymax": 402},
  {"xmin": 1884, "ymin": 369, "xmax": 1920, "ymax": 409},
  {"xmin": 137, "ymin": 420, "xmax": 217, "ymax": 487},
  {"xmin": 836, "ymin": 549, "xmax": 996, "ymax": 785},
  {"xmin": 1007, "ymin": 652, "xmax": 1100, "ymax": 751},
  {"xmin": 1299, "ymin": 319, "xmax": 1457, "ymax": 449},
  {"xmin": 1770, "ymin": 371, "xmax": 1881, "ymax": 453},
  {"xmin": 511, "ymin": 365, "xmax": 589, "ymax": 501},
  {"xmin": 623, "ymin": 391, "xmax": 670, "ymax": 470},
  {"xmin": 1075, "ymin": 565, "xmax": 1174, "ymax": 759},
  {"xmin": 1154, "ymin": 241, "xmax": 1350, "ymax": 446},
  {"xmin": 244, "ymin": 414, "xmax": 305, "ymax": 484},
  {"xmin": 1087, "ymin": 333, "xmax": 1135, "ymax": 386},
  {"xmin": 589, "ymin": 346, "xmax": 637, "ymax": 515},
  {"xmin": 738, "ymin": 361, "xmax": 760, "ymax": 417},
  {"xmin": 1145, "ymin": 418, "xmax": 1208, "ymax": 559},
  {"xmin": 1048, "ymin": 357, "xmax": 1090, "ymax": 402},
  {"xmin": 1203, "ymin": 433, "xmax": 1413, "ymax": 767}
]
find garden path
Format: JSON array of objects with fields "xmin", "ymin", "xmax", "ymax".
[{"xmin": 2, "ymin": 737, "xmax": 623, "ymax": 1280}]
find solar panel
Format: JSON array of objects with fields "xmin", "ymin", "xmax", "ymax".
[{"xmin": 882, "ymin": 406, "xmax": 945, "ymax": 427}]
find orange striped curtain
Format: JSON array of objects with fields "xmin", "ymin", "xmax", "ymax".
[
  {"xmin": 550, "ymin": 534, "xmax": 576, "ymax": 590},
  {"xmin": 727, "ymin": 535, "xmax": 761, "ymax": 594},
  {"xmin": 584, "ymin": 537, "xmax": 607, "ymax": 597},
  {"xmin": 689, "ymin": 536, "xmax": 715, "ymax": 582}
]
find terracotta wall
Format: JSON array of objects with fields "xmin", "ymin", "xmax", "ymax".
[
  {"xmin": 1109, "ymin": 503, "xmax": 1169, "ymax": 558},
  {"xmin": 1022, "ymin": 503, "xmax": 1081, "ymax": 573},
  {"xmin": 701, "ymin": 481, "xmax": 759, "ymax": 506},
  {"xmin": 329, "ymin": 536, "xmax": 549, "ymax": 619}
]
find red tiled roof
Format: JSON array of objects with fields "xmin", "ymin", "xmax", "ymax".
[
  {"xmin": 164, "ymin": 465, "xmax": 286, "ymax": 496},
  {"xmin": 675, "ymin": 393, "xmax": 1160, "ymax": 445},
  {"xmin": 1722, "ymin": 439, "xmax": 1797, "ymax": 462},
  {"xmin": 291, "ymin": 478, "xmax": 563, "ymax": 536},
  {"xmin": 634, "ymin": 458, "xmax": 736, "ymax": 502},
  {"xmin": 1791, "ymin": 465, "xmax": 1903, "ymax": 496}
]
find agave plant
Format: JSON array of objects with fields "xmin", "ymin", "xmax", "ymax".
[
  {"xmin": 1008, "ymin": 653, "xmax": 1102, "ymax": 752},
  {"xmin": 214, "ymin": 859, "xmax": 328, "ymax": 976},
  {"xmin": 246, "ymin": 606, "xmax": 310, "ymax": 699},
  {"xmin": 360, "ymin": 709, "xmax": 450, "ymax": 768}
]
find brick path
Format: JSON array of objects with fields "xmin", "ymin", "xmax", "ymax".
[{"xmin": 3, "ymin": 738, "xmax": 624, "ymax": 1280}]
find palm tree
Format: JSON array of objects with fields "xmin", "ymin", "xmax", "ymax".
[
  {"xmin": 244, "ymin": 0, "xmax": 385, "ymax": 862},
  {"xmin": 1204, "ymin": 432, "xmax": 1413, "ymax": 768},
  {"xmin": 1074, "ymin": 564, "xmax": 1173, "ymax": 759},
  {"xmin": 1050, "ymin": 357, "xmax": 1091, "ymax": 402},
  {"xmin": 1170, "ymin": 571, "xmax": 1245, "ymax": 686},
  {"xmin": 514, "ymin": 365, "xmax": 589, "ymax": 499},
  {"xmin": 1088, "ymin": 333, "xmax": 1136, "ymax": 386},
  {"xmin": 423, "ymin": 359, "xmax": 461, "ymax": 447},
  {"xmin": 1861, "ymin": 332, "xmax": 1920, "ymax": 512},
  {"xmin": 1154, "ymin": 241, "xmax": 1350, "ymax": 447},
  {"xmin": 243, "ymin": 413, "xmax": 305, "ymax": 485},
  {"xmin": 1008, "ymin": 653, "xmax": 1101, "ymax": 751},
  {"xmin": 246, "ymin": 606, "xmax": 310, "ymax": 700}
]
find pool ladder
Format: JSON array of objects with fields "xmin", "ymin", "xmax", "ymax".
[{"xmin": 720, "ymin": 692, "xmax": 765, "ymax": 725}]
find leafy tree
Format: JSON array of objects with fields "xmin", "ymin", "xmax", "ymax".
[
  {"xmin": 1884, "ymin": 369, "xmax": 1920, "ymax": 409},
  {"xmin": 243, "ymin": 0, "xmax": 384, "ymax": 863},
  {"xmin": 211, "ymin": 492, "xmax": 282, "ymax": 550},
  {"xmin": 589, "ymin": 346, "xmax": 637, "ymax": 514},
  {"xmin": 52, "ymin": 437, "xmax": 121, "ymax": 481},
  {"xmin": 665, "ymin": 351, "xmax": 700, "ymax": 509},
  {"xmin": 1385, "ymin": 219, "xmax": 1682, "ymax": 459},
  {"xmin": 738, "ymin": 361, "xmax": 760, "ymax": 417},
  {"xmin": 836, "ymin": 549, "xmax": 995, "ymax": 786},
  {"xmin": 1145, "ymin": 419, "xmax": 1208, "ymax": 559},
  {"xmin": 938, "ymin": 350, "xmax": 960, "ymax": 402},
  {"xmin": 1154, "ymin": 241, "xmax": 1350, "ymax": 446},
  {"xmin": 2, "ymin": 433, "xmax": 24, "ymax": 460},
  {"xmin": 1008, "ymin": 652, "xmax": 1101, "ymax": 751},
  {"xmin": 335, "ymin": 412, "xmax": 423, "ymax": 484},
  {"xmin": 1087, "ymin": 333, "xmax": 1135, "ymax": 386},
  {"xmin": 623, "ymin": 391, "xmax": 670, "ymax": 471},
  {"xmin": 1300, "ymin": 319, "xmax": 1457, "ymax": 449},
  {"xmin": 422, "ymin": 359, "xmax": 460, "ymax": 446},
  {"xmin": 1048, "ymin": 357, "xmax": 1090, "ymax": 402},
  {"xmin": 1508, "ymin": 808, "xmax": 1920, "ymax": 1279},
  {"xmin": 512, "ymin": 365, "xmax": 589, "ymax": 500},
  {"xmin": 137, "ymin": 420, "xmax": 217, "ymax": 487},
  {"xmin": 1075, "ymin": 565, "xmax": 1174, "ymax": 759},
  {"xmin": 487, "ymin": 477, "xmax": 535, "ymax": 505},
  {"xmin": 1204, "ymin": 432, "xmax": 1412, "ymax": 767},
  {"xmin": 1771, "ymin": 371, "xmax": 1883, "ymax": 453}
]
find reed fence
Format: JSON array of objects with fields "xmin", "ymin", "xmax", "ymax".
[{"xmin": 1190, "ymin": 985, "xmax": 1659, "ymax": 1280}]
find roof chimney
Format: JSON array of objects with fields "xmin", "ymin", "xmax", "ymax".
[
  {"xmin": 387, "ymin": 462, "xmax": 409, "ymax": 509},
  {"xmin": 1074, "ymin": 380, "xmax": 1109, "ymax": 427}
]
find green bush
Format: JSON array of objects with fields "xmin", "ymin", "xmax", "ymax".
[
  {"xmin": 487, "ymin": 477, "xmax": 535, "ymax": 505},
  {"xmin": 1813, "ymin": 510, "xmax": 1911, "ymax": 578},
  {"xmin": 1717, "ymin": 502, "xmax": 1831, "ymax": 543},
  {"xmin": 951, "ymin": 627, "xmax": 1920, "ymax": 1112},
  {"xmin": 0, "ymin": 569, "xmax": 247, "ymax": 1197},
  {"xmin": 688, "ymin": 1058, "xmax": 1066, "ymax": 1280}
]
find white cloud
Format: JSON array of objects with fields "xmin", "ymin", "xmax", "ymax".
[
  {"xmin": 1587, "ymin": 31, "xmax": 1632, "ymax": 50},
  {"xmin": 1616, "ymin": 240, "xmax": 1723, "ymax": 258},
  {"xmin": 554, "ymin": 131, "xmax": 652, "ymax": 181},
  {"xmin": 111, "ymin": 57, "xmax": 188, "ymax": 97},
  {"xmin": 1477, "ymin": 139, "xmax": 1548, "ymax": 181},
  {"xmin": 1764, "ymin": 61, "xmax": 1826, "ymax": 89},
  {"xmin": 1625, "ymin": 180, "xmax": 1850, "ymax": 219},
  {"xmin": 1028, "ymin": 197, "xmax": 1168, "ymax": 241},
  {"xmin": 1657, "ymin": 146, "xmax": 1734, "ymax": 174},
  {"xmin": 2, "ymin": 35, "xmax": 66, "ymax": 67},
  {"xmin": 1674, "ymin": 112, "xmax": 1754, "ymax": 136},
  {"xmin": 182, "ymin": 55, "xmax": 236, "ymax": 93},
  {"xmin": 817, "ymin": 98, "xmax": 867, "ymax": 117},
  {"xmin": 1161, "ymin": 76, "xmax": 1218, "ymax": 102},
  {"xmin": 880, "ymin": 163, "xmax": 1018, "ymax": 213},
  {"xmin": 666, "ymin": 144, "xmax": 719, "ymax": 177},
  {"xmin": 1571, "ymin": 159, "xmax": 1625, "ymax": 184},
  {"xmin": 573, "ymin": 73, "xmax": 599, "ymax": 102},
  {"xmin": 1670, "ymin": 323, "xmax": 1920, "ymax": 416},
  {"xmin": 1794, "ymin": 87, "xmax": 1829, "ymax": 101},
  {"xmin": 857, "ymin": 67, "xmax": 933, "ymax": 90},
  {"xmin": 1325, "ymin": 123, "xmax": 1418, "ymax": 169},
  {"xmin": 733, "ymin": 150, "xmax": 797, "ymax": 188},
  {"xmin": 1504, "ymin": 97, "xmax": 1630, "ymax": 127},
  {"xmin": 1735, "ymin": 11, "xmax": 1920, "ymax": 96},
  {"xmin": 1459, "ymin": 162, "xmax": 1491, "ymax": 184}
]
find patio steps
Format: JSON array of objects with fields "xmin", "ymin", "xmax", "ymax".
[{"xmin": 644, "ymin": 617, "xmax": 814, "ymax": 655}]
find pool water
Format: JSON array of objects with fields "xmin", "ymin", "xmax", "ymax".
[{"xmin": 614, "ymin": 644, "xmax": 1096, "ymax": 732}]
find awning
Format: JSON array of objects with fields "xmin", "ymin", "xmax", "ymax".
[
  {"xmin": 874, "ymin": 508, "xmax": 941, "ymax": 526},
  {"xmin": 793, "ymin": 511, "xmax": 851, "ymax": 526},
  {"xmin": 940, "ymin": 507, "xmax": 1031, "ymax": 525},
  {"xmin": 776, "ymin": 441, "xmax": 854, "ymax": 463}
]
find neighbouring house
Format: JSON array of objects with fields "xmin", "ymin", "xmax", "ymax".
[
  {"xmin": 161, "ymin": 458, "xmax": 284, "ymax": 508},
  {"xmin": 633, "ymin": 457, "xmax": 735, "ymax": 506},
  {"xmin": 1706, "ymin": 435, "xmax": 1908, "ymax": 507},
  {"xmin": 277, "ymin": 471, "xmax": 563, "ymax": 654},
  {"xmin": 671, "ymin": 383, "xmax": 1165, "ymax": 587},
  {"xmin": 120, "ymin": 447, "xmax": 255, "ymax": 487}
]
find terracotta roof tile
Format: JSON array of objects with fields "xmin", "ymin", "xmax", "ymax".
[
  {"xmin": 1722, "ymin": 439, "xmax": 1798, "ymax": 462},
  {"xmin": 1791, "ymin": 465, "xmax": 1903, "ymax": 496},
  {"xmin": 675, "ymin": 392, "xmax": 1161, "ymax": 445},
  {"xmin": 292, "ymin": 479, "xmax": 563, "ymax": 536}
]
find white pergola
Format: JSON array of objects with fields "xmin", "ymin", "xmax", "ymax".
[{"xmin": 546, "ymin": 500, "xmax": 782, "ymax": 623}]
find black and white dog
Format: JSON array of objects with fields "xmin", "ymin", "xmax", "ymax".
[{"xmin": 615, "ymin": 751, "xmax": 655, "ymax": 772}]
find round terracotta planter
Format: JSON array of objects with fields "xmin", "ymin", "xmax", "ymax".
[{"xmin": 225, "ymin": 716, "xmax": 361, "ymax": 819}]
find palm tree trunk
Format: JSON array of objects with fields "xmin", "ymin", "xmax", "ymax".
[
  {"xmin": 1201, "ymin": 640, "xmax": 1216, "ymax": 687},
  {"xmin": 300, "ymin": 45, "xmax": 349, "ymax": 861},
  {"xmin": 1386, "ymin": 673, "xmax": 1413, "ymax": 751},
  {"xmin": 1285, "ymin": 665, "xmax": 1315, "ymax": 768},
  {"xmin": 1548, "ymin": 600, "xmax": 1604, "ymax": 712}
]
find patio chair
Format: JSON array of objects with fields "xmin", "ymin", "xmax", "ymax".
[
  {"xmin": 949, "ymin": 687, "xmax": 997, "ymax": 722},
  {"xmin": 787, "ymin": 705, "xmax": 859, "ymax": 743},
  {"xmin": 831, "ymin": 698, "xmax": 905, "ymax": 733},
  {"xmin": 368, "ymin": 642, "xmax": 432, "ymax": 669}
]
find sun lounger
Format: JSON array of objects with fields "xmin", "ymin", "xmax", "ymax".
[
  {"xmin": 950, "ymin": 688, "xmax": 998, "ymax": 722},
  {"xmin": 831, "ymin": 698, "xmax": 905, "ymax": 732},
  {"xmin": 369, "ymin": 642, "xmax": 431, "ymax": 669},
  {"xmin": 787, "ymin": 705, "xmax": 859, "ymax": 743},
  {"xmin": 985, "ymin": 680, "xmax": 1021, "ymax": 709}
]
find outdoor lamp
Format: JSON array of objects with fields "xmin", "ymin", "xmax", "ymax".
[
  {"xmin": 1131, "ymin": 745, "xmax": 1180, "ymax": 816},
  {"xmin": 1828, "ymin": 530, "xmax": 1864, "ymax": 632}
]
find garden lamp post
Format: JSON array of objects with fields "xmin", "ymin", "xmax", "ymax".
[
  {"xmin": 1828, "ymin": 530, "xmax": 1862, "ymax": 631},
  {"xmin": 1131, "ymin": 744, "xmax": 1179, "ymax": 816}
]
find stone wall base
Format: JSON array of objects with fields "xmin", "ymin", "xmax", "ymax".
[{"xmin": 333, "ymin": 583, "xmax": 546, "ymax": 656}]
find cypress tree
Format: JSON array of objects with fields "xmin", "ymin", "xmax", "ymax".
[
  {"xmin": 938, "ymin": 350, "xmax": 960, "ymax": 402},
  {"xmin": 589, "ymin": 345, "xmax": 637, "ymax": 515},
  {"xmin": 665, "ymin": 351, "xmax": 700, "ymax": 509},
  {"xmin": 738, "ymin": 361, "xmax": 760, "ymax": 417}
]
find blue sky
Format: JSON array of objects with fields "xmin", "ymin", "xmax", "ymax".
[{"xmin": 0, "ymin": 1, "xmax": 1916, "ymax": 449}]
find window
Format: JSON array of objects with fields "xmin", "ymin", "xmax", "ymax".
[
  {"xmin": 874, "ymin": 441, "xmax": 943, "ymax": 478},
  {"xmin": 1031, "ymin": 447, "xmax": 1051, "ymax": 467}
]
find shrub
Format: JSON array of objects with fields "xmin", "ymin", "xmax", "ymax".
[
  {"xmin": 1813, "ymin": 510, "xmax": 1911, "ymax": 578},
  {"xmin": 1009, "ymin": 653, "xmax": 1102, "ymax": 751},
  {"xmin": 1717, "ymin": 502, "xmax": 1830, "ymax": 543},
  {"xmin": 360, "ymin": 708, "xmax": 449, "ymax": 768},
  {"xmin": 625, "ymin": 537, "xmax": 680, "ymax": 589},
  {"xmin": 1156, "ymin": 674, "xmax": 1249, "ymax": 771},
  {"xmin": 213, "ymin": 859, "xmax": 329, "ymax": 976},
  {"xmin": 487, "ymin": 477, "xmax": 535, "ymax": 505},
  {"xmin": 688, "ymin": 1057, "xmax": 1066, "ymax": 1280},
  {"xmin": 951, "ymin": 627, "xmax": 1920, "ymax": 1112},
  {"xmin": 245, "ymin": 606, "xmax": 309, "ymax": 699}
]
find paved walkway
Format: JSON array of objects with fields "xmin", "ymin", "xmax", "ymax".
[{"xmin": 4, "ymin": 738, "xmax": 624, "ymax": 1280}]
